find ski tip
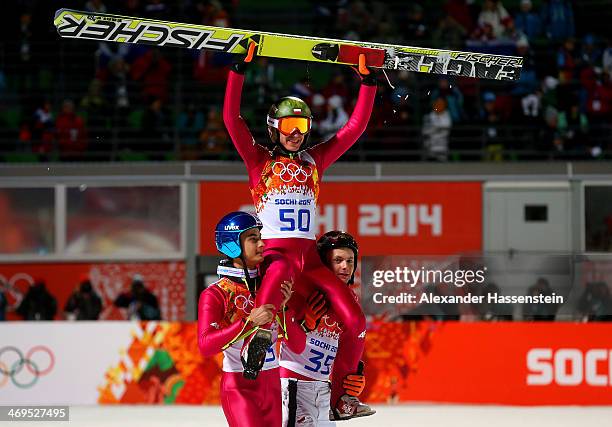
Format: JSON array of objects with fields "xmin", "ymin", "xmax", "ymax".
[{"xmin": 54, "ymin": 9, "xmax": 66, "ymax": 20}]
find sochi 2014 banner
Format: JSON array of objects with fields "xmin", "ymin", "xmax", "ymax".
[
  {"xmin": 2, "ymin": 322, "xmax": 610, "ymax": 406},
  {"xmin": 0, "ymin": 262, "xmax": 186, "ymax": 321},
  {"xmin": 199, "ymin": 181, "xmax": 482, "ymax": 256}
]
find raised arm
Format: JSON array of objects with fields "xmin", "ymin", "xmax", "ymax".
[
  {"xmin": 223, "ymin": 64, "xmax": 267, "ymax": 185},
  {"xmin": 197, "ymin": 287, "xmax": 246, "ymax": 357},
  {"xmin": 311, "ymin": 80, "xmax": 377, "ymax": 172}
]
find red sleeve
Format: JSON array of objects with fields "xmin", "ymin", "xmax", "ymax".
[
  {"xmin": 283, "ymin": 307, "xmax": 306, "ymax": 354},
  {"xmin": 197, "ymin": 287, "xmax": 246, "ymax": 357},
  {"xmin": 310, "ymin": 83, "xmax": 377, "ymax": 172},
  {"xmin": 223, "ymin": 70, "xmax": 267, "ymax": 186}
]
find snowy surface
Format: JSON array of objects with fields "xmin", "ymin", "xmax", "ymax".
[{"xmin": 4, "ymin": 405, "xmax": 612, "ymax": 427}]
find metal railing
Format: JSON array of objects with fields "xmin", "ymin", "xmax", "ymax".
[{"xmin": 1, "ymin": 124, "xmax": 610, "ymax": 163}]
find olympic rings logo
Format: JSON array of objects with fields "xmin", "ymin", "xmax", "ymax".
[
  {"xmin": 234, "ymin": 294, "xmax": 255, "ymax": 314},
  {"xmin": 0, "ymin": 346, "xmax": 55, "ymax": 389},
  {"xmin": 271, "ymin": 161, "xmax": 313, "ymax": 183}
]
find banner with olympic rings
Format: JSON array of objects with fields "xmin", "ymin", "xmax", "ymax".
[
  {"xmin": 0, "ymin": 322, "xmax": 135, "ymax": 404},
  {"xmin": 199, "ymin": 181, "xmax": 482, "ymax": 256},
  {"xmin": 1, "ymin": 321, "xmax": 611, "ymax": 406}
]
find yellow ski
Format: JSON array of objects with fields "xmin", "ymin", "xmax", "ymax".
[{"xmin": 54, "ymin": 8, "xmax": 522, "ymax": 81}]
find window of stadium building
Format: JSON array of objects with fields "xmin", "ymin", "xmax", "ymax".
[
  {"xmin": 585, "ymin": 185, "xmax": 612, "ymax": 252},
  {"xmin": 0, "ymin": 188, "xmax": 54, "ymax": 255},
  {"xmin": 66, "ymin": 185, "xmax": 181, "ymax": 255}
]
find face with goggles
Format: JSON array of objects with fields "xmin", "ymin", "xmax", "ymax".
[{"xmin": 268, "ymin": 116, "xmax": 312, "ymax": 152}]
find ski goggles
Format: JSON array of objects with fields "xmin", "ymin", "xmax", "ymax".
[{"xmin": 267, "ymin": 116, "xmax": 312, "ymax": 136}]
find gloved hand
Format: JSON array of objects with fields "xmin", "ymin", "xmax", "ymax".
[
  {"xmin": 301, "ymin": 291, "xmax": 328, "ymax": 332},
  {"xmin": 351, "ymin": 53, "xmax": 377, "ymax": 86},
  {"xmin": 231, "ymin": 40, "xmax": 257, "ymax": 74},
  {"xmin": 343, "ymin": 360, "xmax": 366, "ymax": 397}
]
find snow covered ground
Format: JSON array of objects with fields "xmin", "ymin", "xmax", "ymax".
[{"xmin": 4, "ymin": 405, "xmax": 612, "ymax": 427}]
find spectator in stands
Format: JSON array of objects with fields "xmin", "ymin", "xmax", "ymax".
[
  {"xmin": 340, "ymin": 1, "xmax": 374, "ymax": 41},
  {"xmin": 603, "ymin": 39, "xmax": 612, "ymax": 75},
  {"xmin": 404, "ymin": 3, "xmax": 430, "ymax": 43},
  {"xmin": 245, "ymin": 57, "xmax": 282, "ymax": 108},
  {"xmin": 177, "ymin": 103, "xmax": 206, "ymax": 160},
  {"xmin": 199, "ymin": 107, "xmax": 228, "ymax": 159},
  {"xmin": 478, "ymin": 283, "xmax": 513, "ymax": 321},
  {"xmin": 64, "ymin": 275, "xmax": 103, "ymax": 320},
  {"xmin": 290, "ymin": 76, "xmax": 313, "ymax": 102},
  {"xmin": 119, "ymin": 0, "xmax": 142, "ymax": 15},
  {"xmin": 400, "ymin": 284, "xmax": 447, "ymax": 321},
  {"xmin": 85, "ymin": 0, "xmax": 132, "ymax": 71},
  {"xmin": 522, "ymin": 277, "xmax": 558, "ymax": 321},
  {"xmin": 477, "ymin": 0, "xmax": 510, "ymax": 38},
  {"xmin": 372, "ymin": 2, "xmax": 397, "ymax": 44},
  {"xmin": 32, "ymin": 99, "xmax": 55, "ymax": 155},
  {"xmin": 319, "ymin": 95, "xmax": 349, "ymax": 139},
  {"xmin": 577, "ymin": 281, "xmax": 612, "ymax": 322},
  {"xmin": 85, "ymin": 0, "xmax": 106, "ymax": 13},
  {"xmin": 431, "ymin": 78, "xmax": 464, "ymax": 123},
  {"xmin": 432, "ymin": 13, "xmax": 468, "ymax": 50},
  {"xmin": 500, "ymin": 17, "xmax": 526, "ymax": 44},
  {"xmin": 81, "ymin": 79, "xmax": 109, "ymax": 141},
  {"xmin": 422, "ymin": 98, "xmax": 452, "ymax": 161},
  {"xmin": 312, "ymin": 0, "xmax": 340, "ymax": 37},
  {"xmin": 512, "ymin": 38, "xmax": 539, "ymax": 96},
  {"xmin": 105, "ymin": 58, "xmax": 131, "ymax": 111},
  {"xmin": 131, "ymin": 48, "xmax": 172, "ymax": 102},
  {"xmin": 16, "ymin": 279, "xmax": 57, "ymax": 321},
  {"xmin": 585, "ymin": 69, "xmax": 612, "ymax": 127},
  {"xmin": 557, "ymin": 38, "xmax": 578, "ymax": 80},
  {"xmin": 141, "ymin": 97, "xmax": 171, "ymax": 155},
  {"xmin": 201, "ymin": 0, "xmax": 230, "ymax": 27},
  {"xmin": 322, "ymin": 72, "xmax": 350, "ymax": 101},
  {"xmin": 14, "ymin": 11, "xmax": 38, "ymax": 97},
  {"xmin": 114, "ymin": 275, "xmax": 161, "ymax": 320},
  {"xmin": 444, "ymin": 0, "xmax": 476, "ymax": 34},
  {"xmin": 470, "ymin": 22, "xmax": 496, "ymax": 42},
  {"xmin": 542, "ymin": 0, "xmax": 575, "ymax": 41},
  {"xmin": 513, "ymin": 0, "xmax": 542, "ymax": 40},
  {"xmin": 480, "ymin": 91, "xmax": 505, "ymax": 161},
  {"xmin": 309, "ymin": 93, "xmax": 327, "ymax": 139},
  {"xmin": 55, "ymin": 99, "xmax": 88, "ymax": 160},
  {"xmin": 0, "ymin": 282, "xmax": 7, "ymax": 321},
  {"xmin": 534, "ymin": 105, "xmax": 561, "ymax": 158},
  {"xmin": 143, "ymin": 0, "xmax": 170, "ymax": 19},
  {"xmin": 558, "ymin": 104, "xmax": 589, "ymax": 158},
  {"xmin": 518, "ymin": 89, "xmax": 543, "ymax": 153},
  {"xmin": 580, "ymin": 34, "xmax": 601, "ymax": 67},
  {"xmin": 18, "ymin": 121, "xmax": 33, "ymax": 151}
]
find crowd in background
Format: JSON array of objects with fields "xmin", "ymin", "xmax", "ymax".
[
  {"xmin": 1, "ymin": 273, "xmax": 610, "ymax": 322},
  {"xmin": 0, "ymin": 274, "xmax": 161, "ymax": 321},
  {"xmin": 0, "ymin": 0, "xmax": 611, "ymax": 162}
]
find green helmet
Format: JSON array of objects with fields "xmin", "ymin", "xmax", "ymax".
[{"xmin": 266, "ymin": 96, "xmax": 313, "ymax": 156}]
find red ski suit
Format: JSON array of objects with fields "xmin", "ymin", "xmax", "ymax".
[
  {"xmin": 198, "ymin": 276, "xmax": 305, "ymax": 427},
  {"xmin": 223, "ymin": 69, "xmax": 376, "ymax": 405}
]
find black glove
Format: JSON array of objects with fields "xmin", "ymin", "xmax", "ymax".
[
  {"xmin": 351, "ymin": 53, "xmax": 377, "ymax": 86},
  {"xmin": 231, "ymin": 40, "xmax": 257, "ymax": 74}
]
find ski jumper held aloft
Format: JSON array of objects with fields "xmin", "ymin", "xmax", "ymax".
[{"xmin": 223, "ymin": 63, "xmax": 376, "ymax": 408}]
